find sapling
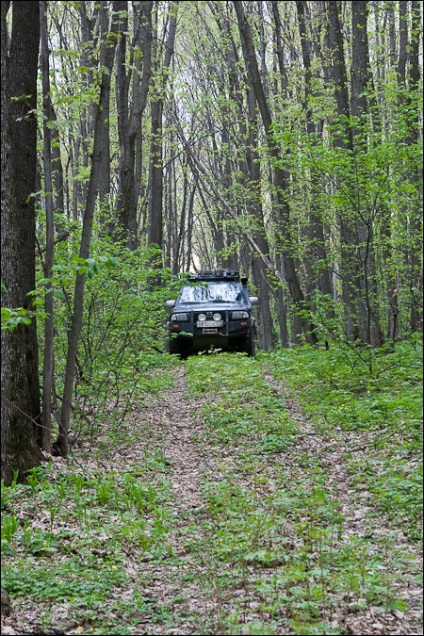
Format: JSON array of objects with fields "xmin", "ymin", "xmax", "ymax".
[
  {"xmin": 26, "ymin": 470, "xmax": 39, "ymax": 496},
  {"xmin": 11, "ymin": 470, "xmax": 19, "ymax": 489},
  {"xmin": 1, "ymin": 515, "xmax": 20, "ymax": 543}
]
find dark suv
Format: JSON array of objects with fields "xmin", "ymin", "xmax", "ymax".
[{"xmin": 165, "ymin": 270, "xmax": 258, "ymax": 358}]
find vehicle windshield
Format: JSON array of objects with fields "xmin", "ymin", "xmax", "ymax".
[{"xmin": 179, "ymin": 282, "xmax": 243, "ymax": 304}]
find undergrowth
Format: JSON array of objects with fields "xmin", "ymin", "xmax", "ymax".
[
  {"xmin": 1, "ymin": 340, "xmax": 422, "ymax": 635},
  {"xmin": 179, "ymin": 349, "xmax": 422, "ymax": 634},
  {"xmin": 265, "ymin": 338, "xmax": 423, "ymax": 540}
]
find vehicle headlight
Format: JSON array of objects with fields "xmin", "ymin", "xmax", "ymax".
[
  {"xmin": 231, "ymin": 311, "xmax": 249, "ymax": 319},
  {"xmin": 198, "ymin": 313, "xmax": 207, "ymax": 321},
  {"xmin": 171, "ymin": 313, "xmax": 188, "ymax": 321},
  {"xmin": 213, "ymin": 313, "xmax": 222, "ymax": 321}
]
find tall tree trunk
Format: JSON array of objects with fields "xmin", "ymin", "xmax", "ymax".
[
  {"xmin": 55, "ymin": 3, "xmax": 120, "ymax": 457},
  {"xmin": 148, "ymin": 97, "xmax": 164, "ymax": 250},
  {"xmin": 98, "ymin": 0, "xmax": 112, "ymax": 228},
  {"xmin": 147, "ymin": 1, "xmax": 179, "ymax": 260},
  {"xmin": 246, "ymin": 87, "xmax": 275, "ymax": 350},
  {"xmin": 326, "ymin": 0, "xmax": 361, "ymax": 343},
  {"xmin": 397, "ymin": 1, "xmax": 408, "ymax": 86},
  {"xmin": 296, "ymin": 1, "xmax": 334, "ymax": 309},
  {"xmin": 408, "ymin": 0, "xmax": 422, "ymax": 332},
  {"xmin": 40, "ymin": 0, "xmax": 54, "ymax": 453},
  {"xmin": 375, "ymin": 2, "xmax": 399, "ymax": 341},
  {"xmin": 234, "ymin": 1, "xmax": 317, "ymax": 346},
  {"xmin": 1, "ymin": 1, "xmax": 43, "ymax": 484},
  {"xmin": 395, "ymin": 1, "xmax": 422, "ymax": 334},
  {"xmin": 115, "ymin": 0, "xmax": 136, "ymax": 246}
]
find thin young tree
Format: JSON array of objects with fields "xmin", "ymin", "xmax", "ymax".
[
  {"xmin": 147, "ymin": 1, "xmax": 179, "ymax": 255},
  {"xmin": 325, "ymin": 0, "xmax": 360, "ymax": 342},
  {"xmin": 115, "ymin": 0, "xmax": 154, "ymax": 248},
  {"xmin": 295, "ymin": 1, "xmax": 334, "ymax": 308},
  {"xmin": 55, "ymin": 2, "xmax": 122, "ymax": 457},
  {"xmin": 40, "ymin": 0, "xmax": 55, "ymax": 453},
  {"xmin": 350, "ymin": 0, "xmax": 384, "ymax": 346}
]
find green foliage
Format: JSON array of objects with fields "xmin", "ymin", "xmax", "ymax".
[
  {"xmin": 1, "ymin": 427, "xmax": 177, "ymax": 632},
  {"xmin": 186, "ymin": 354, "xmax": 297, "ymax": 454},
  {"xmin": 1, "ymin": 515, "xmax": 20, "ymax": 544},
  {"xmin": 1, "ymin": 306, "xmax": 33, "ymax": 331},
  {"xmin": 265, "ymin": 338, "xmax": 423, "ymax": 538},
  {"xmin": 270, "ymin": 86, "xmax": 423, "ymax": 343},
  {"xmin": 1, "ymin": 346, "xmax": 422, "ymax": 634},
  {"xmin": 36, "ymin": 236, "xmax": 181, "ymax": 438}
]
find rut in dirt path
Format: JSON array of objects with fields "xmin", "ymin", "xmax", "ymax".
[
  {"xmin": 135, "ymin": 365, "xmax": 216, "ymax": 635},
  {"xmin": 155, "ymin": 366, "xmax": 205, "ymax": 511}
]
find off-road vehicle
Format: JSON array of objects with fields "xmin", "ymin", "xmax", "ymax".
[{"xmin": 165, "ymin": 269, "xmax": 258, "ymax": 358}]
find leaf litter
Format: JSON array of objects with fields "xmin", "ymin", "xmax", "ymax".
[{"xmin": 1, "ymin": 357, "xmax": 422, "ymax": 635}]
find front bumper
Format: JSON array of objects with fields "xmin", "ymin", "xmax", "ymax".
[{"xmin": 167, "ymin": 311, "xmax": 254, "ymax": 341}]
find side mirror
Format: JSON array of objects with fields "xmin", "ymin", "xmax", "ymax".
[
  {"xmin": 249, "ymin": 296, "xmax": 259, "ymax": 306},
  {"xmin": 165, "ymin": 300, "xmax": 175, "ymax": 312}
]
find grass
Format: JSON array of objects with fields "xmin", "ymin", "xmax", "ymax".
[
  {"xmin": 179, "ymin": 347, "xmax": 422, "ymax": 634},
  {"xmin": 265, "ymin": 338, "xmax": 423, "ymax": 539},
  {"xmin": 1, "ymin": 339, "xmax": 422, "ymax": 635},
  {"xmin": 1, "ymin": 456, "xmax": 176, "ymax": 633}
]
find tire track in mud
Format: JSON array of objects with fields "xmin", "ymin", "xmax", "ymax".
[{"xmin": 158, "ymin": 367, "xmax": 205, "ymax": 512}]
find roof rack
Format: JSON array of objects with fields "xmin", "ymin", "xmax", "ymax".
[{"xmin": 188, "ymin": 269, "xmax": 240, "ymax": 281}]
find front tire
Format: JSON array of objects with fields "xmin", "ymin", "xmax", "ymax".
[
  {"xmin": 244, "ymin": 330, "xmax": 256, "ymax": 357},
  {"xmin": 168, "ymin": 337, "xmax": 190, "ymax": 359},
  {"xmin": 233, "ymin": 331, "xmax": 255, "ymax": 356}
]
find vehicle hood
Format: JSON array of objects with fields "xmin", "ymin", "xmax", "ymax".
[{"xmin": 174, "ymin": 302, "xmax": 250, "ymax": 313}]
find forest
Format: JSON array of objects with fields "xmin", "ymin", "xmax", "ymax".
[{"xmin": 1, "ymin": 1, "xmax": 423, "ymax": 635}]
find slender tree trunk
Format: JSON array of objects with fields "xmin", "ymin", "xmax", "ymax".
[
  {"xmin": 115, "ymin": 1, "xmax": 135, "ymax": 245},
  {"xmin": 397, "ymin": 1, "xmax": 408, "ymax": 86},
  {"xmin": 246, "ymin": 87, "xmax": 275, "ymax": 350},
  {"xmin": 408, "ymin": 0, "xmax": 422, "ymax": 332},
  {"xmin": 351, "ymin": 0, "xmax": 384, "ymax": 346},
  {"xmin": 148, "ymin": 97, "xmax": 164, "ymax": 249},
  {"xmin": 98, "ymin": 0, "xmax": 112, "ymax": 228},
  {"xmin": 296, "ymin": 1, "xmax": 334, "ymax": 310},
  {"xmin": 78, "ymin": 2, "xmax": 100, "ymax": 212},
  {"xmin": 48, "ymin": 104, "xmax": 65, "ymax": 227},
  {"xmin": 395, "ymin": 0, "xmax": 423, "ymax": 334},
  {"xmin": 40, "ymin": 0, "xmax": 54, "ymax": 453},
  {"xmin": 374, "ymin": 2, "xmax": 399, "ymax": 341},
  {"xmin": 326, "ymin": 0, "xmax": 360, "ymax": 343},
  {"xmin": 55, "ymin": 4, "xmax": 120, "ymax": 456},
  {"xmin": 234, "ymin": 1, "xmax": 317, "ymax": 345},
  {"xmin": 147, "ymin": 1, "xmax": 179, "ymax": 260},
  {"xmin": 275, "ymin": 254, "xmax": 290, "ymax": 348}
]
